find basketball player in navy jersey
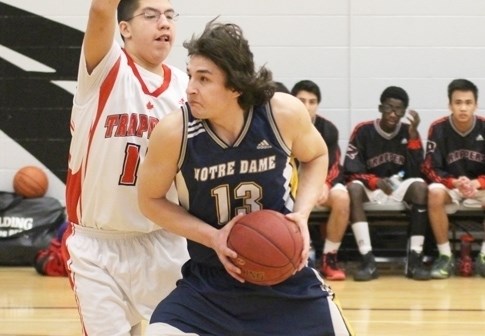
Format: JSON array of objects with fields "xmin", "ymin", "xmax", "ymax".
[
  {"xmin": 344, "ymin": 86, "xmax": 430, "ymax": 281},
  {"xmin": 423, "ymin": 78, "xmax": 485, "ymax": 279},
  {"xmin": 291, "ymin": 80, "xmax": 349, "ymax": 281},
  {"xmin": 138, "ymin": 19, "xmax": 354, "ymax": 336}
]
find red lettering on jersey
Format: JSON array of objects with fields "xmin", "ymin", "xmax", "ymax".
[
  {"xmin": 104, "ymin": 115, "xmax": 119, "ymax": 138},
  {"xmin": 127, "ymin": 114, "xmax": 138, "ymax": 136},
  {"xmin": 148, "ymin": 116, "xmax": 159, "ymax": 139},
  {"xmin": 104, "ymin": 114, "xmax": 160, "ymax": 138},
  {"xmin": 115, "ymin": 114, "xmax": 129, "ymax": 137},
  {"xmin": 136, "ymin": 114, "xmax": 149, "ymax": 137}
]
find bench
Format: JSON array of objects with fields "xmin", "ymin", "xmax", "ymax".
[{"xmin": 309, "ymin": 202, "xmax": 484, "ymax": 263}]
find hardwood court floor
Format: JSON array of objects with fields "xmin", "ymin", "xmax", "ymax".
[{"xmin": 0, "ymin": 266, "xmax": 484, "ymax": 335}]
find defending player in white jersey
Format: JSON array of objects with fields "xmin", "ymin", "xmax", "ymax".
[{"xmin": 63, "ymin": 1, "xmax": 189, "ymax": 335}]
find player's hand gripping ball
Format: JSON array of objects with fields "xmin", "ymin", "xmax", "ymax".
[{"xmin": 227, "ymin": 209, "xmax": 303, "ymax": 286}]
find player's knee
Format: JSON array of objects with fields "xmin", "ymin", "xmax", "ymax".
[
  {"xmin": 408, "ymin": 181, "xmax": 428, "ymax": 204},
  {"xmin": 328, "ymin": 189, "xmax": 350, "ymax": 208},
  {"xmin": 346, "ymin": 183, "xmax": 365, "ymax": 202},
  {"xmin": 427, "ymin": 187, "xmax": 447, "ymax": 207}
]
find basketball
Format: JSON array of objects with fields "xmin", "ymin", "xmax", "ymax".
[
  {"xmin": 227, "ymin": 209, "xmax": 303, "ymax": 286},
  {"xmin": 13, "ymin": 166, "xmax": 49, "ymax": 198}
]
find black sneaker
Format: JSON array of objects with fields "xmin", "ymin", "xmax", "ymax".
[
  {"xmin": 406, "ymin": 250, "xmax": 431, "ymax": 280},
  {"xmin": 353, "ymin": 252, "xmax": 378, "ymax": 281}
]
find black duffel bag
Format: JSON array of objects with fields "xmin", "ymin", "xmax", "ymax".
[{"xmin": 0, "ymin": 191, "xmax": 65, "ymax": 265}]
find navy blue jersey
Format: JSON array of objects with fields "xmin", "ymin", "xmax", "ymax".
[
  {"xmin": 176, "ymin": 103, "xmax": 298, "ymax": 267},
  {"xmin": 313, "ymin": 115, "xmax": 344, "ymax": 185},
  {"xmin": 422, "ymin": 115, "xmax": 485, "ymax": 189},
  {"xmin": 343, "ymin": 119, "xmax": 424, "ymax": 190}
]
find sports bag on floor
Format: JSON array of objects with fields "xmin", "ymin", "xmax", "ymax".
[{"xmin": 0, "ymin": 191, "xmax": 66, "ymax": 265}]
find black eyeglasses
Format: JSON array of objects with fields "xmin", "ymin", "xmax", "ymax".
[
  {"xmin": 380, "ymin": 104, "xmax": 406, "ymax": 117},
  {"xmin": 126, "ymin": 8, "xmax": 179, "ymax": 23}
]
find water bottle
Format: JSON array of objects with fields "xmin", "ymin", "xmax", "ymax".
[
  {"xmin": 458, "ymin": 234, "xmax": 474, "ymax": 277},
  {"xmin": 374, "ymin": 190, "xmax": 388, "ymax": 204},
  {"xmin": 389, "ymin": 171, "xmax": 405, "ymax": 191}
]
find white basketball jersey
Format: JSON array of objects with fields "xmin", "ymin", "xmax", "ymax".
[{"xmin": 66, "ymin": 42, "xmax": 188, "ymax": 232}]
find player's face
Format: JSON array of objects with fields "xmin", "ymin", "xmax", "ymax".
[
  {"xmin": 449, "ymin": 90, "xmax": 477, "ymax": 126},
  {"xmin": 295, "ymin": 90, "xmax": 319, "ymax": 122},
  {"xmin": 186, "ymin": 55, "xmax": 241, "ymax": 119},
  {"xmin": 378, "ymin": 98, "xmax": 405, "ymax": 132},
  {"xmin": 121, "ymin": 0, "xmax": 176, "ymax": 68}
]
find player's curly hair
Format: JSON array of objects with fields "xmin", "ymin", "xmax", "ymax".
[
  {"xmin": 380, "ymin": 86, "xmax": 409, "ymax": 108},
  {"xmin": 183, "ymin": 18, "xmax": 275, "ymax": 111}
]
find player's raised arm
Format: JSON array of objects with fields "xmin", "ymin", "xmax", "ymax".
[{"xmin": 83, "ymin": 0, "xmax": 120, "ymax": 73}]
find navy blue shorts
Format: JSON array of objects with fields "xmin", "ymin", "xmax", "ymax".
[{"xmin": 150, "ymin": 261, "xmax": 350, "ymax": 336}]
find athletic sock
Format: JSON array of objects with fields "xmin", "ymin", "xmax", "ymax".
[
  {"xmin": 410, "ymin": 235, "xmax": 424, "ymax": 254},
  {"xmin": 437, "ymin": 242, "xmax": 452, "ymax": 257},
  {"xmin": 351, "ymin": 221, "xmax": 372, "ymax": 255},
  {"xmin": 323, "ymin": 239, "xmax": 342, "ymax": 254}
]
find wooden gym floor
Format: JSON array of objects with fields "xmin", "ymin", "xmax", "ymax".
[{"xmin": 1, "ymin": 265, "xmax": 484, "ymax": 336}]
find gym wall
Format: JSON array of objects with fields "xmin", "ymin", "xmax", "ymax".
[{"xmin": 1, "ymin": 0, "xmax": 485, "ymax": 201}]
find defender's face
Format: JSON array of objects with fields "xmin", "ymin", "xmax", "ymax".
[
  {"xmin": 449, "ymin": 90, "xmax": 477, "ymax": 125},
  {"xmin": 121, "ymin": 0, "xmax": 176, "ymax": 67},
  {"xmin": 186, "ymin": 55, "xmax": 239, "ymax": 119}
]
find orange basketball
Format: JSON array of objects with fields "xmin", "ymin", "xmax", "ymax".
[
  {"xmin": 227, "ymin": 210, "xmax": 303, "ymax": 286},
  {"xmin": 13, "ymin": 166, "xmax": 49, "ymax": 198}
]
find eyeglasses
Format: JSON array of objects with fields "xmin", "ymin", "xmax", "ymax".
[
  {"xmin": 380, "ymin": 104, "xmax": 406, "ymax": 117},
  {"xmin": 126, "ymin": 8, "xmax": 179, "ymax": 23}
]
